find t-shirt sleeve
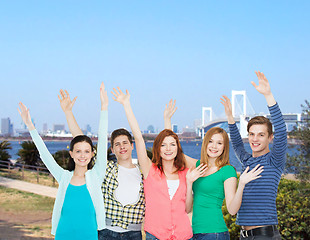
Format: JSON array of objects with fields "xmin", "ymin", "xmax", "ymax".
[{"xmin": 221, "ymin": 165, "xmax": 237, "ymax": 182}]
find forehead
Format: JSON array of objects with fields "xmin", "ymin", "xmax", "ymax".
[
  {"xmin": 113, "ymin": 135, "xmax": 130, "ymax": 144},
  {"xmin": 162, "ymin": 136, "xmax": 177, "ymax": 143},
  {"xmin": 249, "ymin": 124, "xmax": 268, "ymax": 133},
  {"xmin": 210, "ymin": 133, "xmax": 224, "ymax": 141},
  {"xmin": 73, "ymin": 141, "xmax": 92, "ymax": 150}
]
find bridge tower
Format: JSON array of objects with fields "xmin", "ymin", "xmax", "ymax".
[
  {"xmin": 201, "ymin": 107, "xmax": 213, "ymax": 137},
  {"xmin": 231, "ymin": 90, "xmax": 248, "ymax": 138}
]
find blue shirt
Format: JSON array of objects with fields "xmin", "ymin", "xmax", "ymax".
[{"xmin": 228, "ymin": 103, "xmax": 287, "ymax": 226}]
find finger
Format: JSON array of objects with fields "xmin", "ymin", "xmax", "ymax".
[
  {"xmin": 72, "ymin": 96, "xmax": 77, "ymax": 106},
  {"xmin": 60, "ymin": 89, "xmax": 65, "ymax": 98},
  {"xmin": 126, "ymin": 89, "xmax": 130, "ymax": 96},
  {"xmin": 243, "ymin": 166, "xmax": 249, "ymax": 173},
  {"xmin": 251, "ymin": 81, "xmax": 258, "ymax": 89},
  {"xmin": 117, "ymin": 87, "xmax": 123, "ymax": 95},
  {"xmin": 112, "ymin": 87, "xmax": 120, "ymax": 95},
  {"xmin": 17, "ymin": 108, "xmax": 21, "ymax": 115},
  {"xmin": 65, "ymin": 90, "xmax": 70, "ymax": 98},
  {"xmin": 249, "ymin": 164, "xmax": 260, "ymax": 172},
  {"xmin": 111, "ymin": 89, "xmax": 118, "ymax": 98},
  {"xmin": 100, "ymin": 82, "xmax": 105, "ymax": 90},
  {"xmin": 112, "ymin": 96, "xmax": 116, "ymax": 101}
]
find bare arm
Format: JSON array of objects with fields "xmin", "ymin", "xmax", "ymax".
[
  {"xmin": 58, "ymin": 89, "xmax": 83, "ymax": 137},
  {"xmin": 224, "ymin": 165, "xmax": 264, "ymax": 215},
  {"xmin": 111, "ymin": 87, "xmax": 152, "ymax": 178},
  {"xmin": 220, "ymin": 95, "xmax": 235, "ymax": 124},
  {"xmin": 164, "ymin": 99, "xmax": 197, "ymax": 168},
  {"xmin": 185, "ymin": 164, "xmax": 208, "ymax": 213}
]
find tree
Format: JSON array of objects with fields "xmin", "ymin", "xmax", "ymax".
[
  {"xmin": 53, "ymin": 150, "xmax": 70, "ymax": 169},
  {"xmin": 0, "ymin": 141, "xmax": 12, "ymax": 168},
  {"xmin": 286, "ymin": 100, "xmax": 310, "ymax": 182},
  {"xmin": 17, "ymin": 141, "xmax": 42, "ymax": 168}
]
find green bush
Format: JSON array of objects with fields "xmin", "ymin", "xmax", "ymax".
[{"xmin": 222, "ymin": 178, "xmax": 310, "ymax": 239}]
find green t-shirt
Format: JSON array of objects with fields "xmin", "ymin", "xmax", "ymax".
[{"xmin": 192, "ymin": 161, "xmax": 237, "ymax": 234}]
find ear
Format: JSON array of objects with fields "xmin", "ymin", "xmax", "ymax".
[
  {"xmin": 131, "ymin": 143, "xmax": 134, "ymax": 150},
  {"xmin": 268, "ymin": 133, "xmax": 274, "ymax": 143},
  {"xmin": 69, "ymin": 151, "xmax": 74, "ymax": 158},
  {"xmin": 111, "ymin": 147, "xmax": 115, "ymax": 154}
]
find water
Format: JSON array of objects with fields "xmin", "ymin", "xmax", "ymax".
[{"xmin": 7, "ymin": 140, "xmax": 299, "ymax": 172}]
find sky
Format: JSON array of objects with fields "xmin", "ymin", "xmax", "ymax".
[{"xmin": 1, "ymin": 1, "xmax": 309, "ymax": 133}]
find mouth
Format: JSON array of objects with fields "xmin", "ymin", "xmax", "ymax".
[
  {"xmin": 164, "ymin": 152, "xmax": 174, "ymax": 156},
  {"xmin": 78, "ymin": 159, "xmax": 88, "ymax": 162},
  {"xmin": 251, "ymin": 143, "xmax": 260, "ymax": 147},
  {"xmin": 208, "ymin": 149, "xmax": 218, "ymax": 154},
  {"xmin": 119, "ymin": 150, "xmax": 127, "ymax": 154}
]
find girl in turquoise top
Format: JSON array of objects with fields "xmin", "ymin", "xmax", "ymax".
[
  {"xmin": 164, "ymin": 103, "xmax": 264, "ymax": 240},
  {"xmin": 18, "ymin": 83, "xmax": 108, "ymax": 240}
]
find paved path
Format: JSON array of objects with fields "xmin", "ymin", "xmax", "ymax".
[{"xmin": 0, "ymin": 176, "xmax": 57, "ymax": 198}]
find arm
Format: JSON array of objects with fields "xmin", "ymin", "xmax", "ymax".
[
  {"xmin": 252, "ymin": 71, "xmax": 287, "ymax": 168},
  {"xmin": 185, "ymin": 164, "xmax": 208, "ymax": 213},
  {"xmin": 111, "ymin": 87, "xmax": 152, "ymax": 178},
  {"xmin": 224, "ymin": 165, "xmax": 264, "ymax": 215},
  {"xmin": 93, "ymin": 83, "xmax": 108, "ymax": 180},
  {"xmin": 164, "ymin": 99, "xmax": 197, "ymax": 168},
  {"xmin": 221, "ymin": 95, "xmax": 249, "ymax": 162},
  {"xmin": 18, "ymin": 102, "xmax": 63, "ymax": 181},
  {"xmin": 58, "ymin": 89, "xmax": 83, "ymax": 137}
]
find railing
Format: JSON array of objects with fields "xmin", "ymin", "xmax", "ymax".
[{"xmin": 0, "ymin": 159, "xmax": 56, "ymax": 186}]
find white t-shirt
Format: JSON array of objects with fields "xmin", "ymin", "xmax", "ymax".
[{"xmin": 167, "ymin": 179, "xmax": 180, "ymax": 200}]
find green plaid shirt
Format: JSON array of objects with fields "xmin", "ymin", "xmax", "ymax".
[{"xmin": 102, "ymin": 160, "xmax": 145, "ymax": 229}]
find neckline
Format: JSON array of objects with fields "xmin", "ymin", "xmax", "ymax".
[{"xmin": 69, "ymin": 183, "xmax": 86, "ymax": 187}]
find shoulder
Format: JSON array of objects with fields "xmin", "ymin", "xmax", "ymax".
[{"xmin": 220, "ymin": 165, "xmax": 237, "ymax": 178}]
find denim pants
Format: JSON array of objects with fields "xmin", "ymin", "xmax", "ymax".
[
  {"xmin": 145, "ymin": 232, "xmax": 194, "ymax": 240},
  {"xmin": 98, "ymin": 229, "xmax": 142, "ymax": 240},
  {"xmin": 194, "ymin": 231, "xmax": 230, "ymax": 240}
]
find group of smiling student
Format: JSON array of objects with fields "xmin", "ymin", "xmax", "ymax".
[{"xmin": 18, "ymin": 71, "xmax": 287, "ymax": 240}]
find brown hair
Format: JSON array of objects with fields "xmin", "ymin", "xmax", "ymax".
[
  {"xmin": 201, "ymin": 127, "xmax": 230, "ymax": 169},
  {"xmin": 247, "ymin": 116, "xmax": 273, "ymax": 136},
  {"xmin": 152, "ymin": 129, "xmax": 186, "ymax": 174},
  {"xmin": 110, "ymin": 128, "xmax": 133, "ymax": 147}
]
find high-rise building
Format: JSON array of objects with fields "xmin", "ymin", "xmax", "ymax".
[
  {"xmin": 172, "ymin": 124, "xmax": 178, "ymax": 133},
  {"xmin": 53, "ymin": 124, "xmax": 65, "ymax": 132},
  {"xmin": 1, "ymin": 118, "xmax": 14, "ymax": 136}
]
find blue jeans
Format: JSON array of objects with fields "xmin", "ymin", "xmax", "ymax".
[
  {"xmin": 145, "ymin": 232, "xmax": 193, "ymax": 240},
  {"xmin": 98, "ymin": 229, "xmax": 142, "ymax": 240},
  {"xmin": 194, "ymin": 231, "xmax": 230, "ymax": 240}
]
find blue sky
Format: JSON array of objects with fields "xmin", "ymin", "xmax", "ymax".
[{"xmin": 1, "ymin": 1, "xmax": 309, "ymax": 133}]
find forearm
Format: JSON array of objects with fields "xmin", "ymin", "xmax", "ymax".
[
  {"xmin": 185, "ymin": 181, "xmax": 194, "ymax": 213},
  {"xmin": 123, "ymin": 102, "xmax": 144, "ymax": 141},
  {"xmin": 64, "ymin": 111, "xmax": 83, "ymax": 137},
  {"xmin": 94, "ymin": 110, "xmax": 108, "ymax": 176},
  {"xmin": 264, "ymin": 93, "xmax": 276, "ymax": 107},
  {"xmin": 226, "ymin": 183, "xmax": 245, "ymax": 215},
  {"xmin": 164, "ymin": 116, "xmax": 172, "ymax": 130},
  {"xmin": 227, "ymin": 115, "xmax": 235, "ymax": 124}
]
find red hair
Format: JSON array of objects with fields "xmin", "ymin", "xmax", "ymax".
[{"xmin": 152, "ymin": 129, "xmax": 186, "ymax": 174}]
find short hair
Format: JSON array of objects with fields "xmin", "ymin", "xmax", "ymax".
[
  {"xmin": 110, "ymin": 128, "xmax": 133, "ymax": 147},
  {"xmin": 67, "ymin": 135, "xmax": 95, "ymax": 171},
  {"xmin": 152, "ymin": 129, "xmax": 186, "ymax": 174},
  {"xmin": 201, "ymin": 127, "xmax": 230, "ymax": 169},
  {"xmin": 247, "ymin": 116, "xmax": 273, "ymax": 136}
]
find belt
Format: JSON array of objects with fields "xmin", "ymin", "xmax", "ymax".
[{"xmin": 240, "ymin": 225, "xmax": 278, "ymax": 238}]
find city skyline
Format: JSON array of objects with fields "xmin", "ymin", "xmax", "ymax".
[{"xmin": 1, "ymin": 1, "xmax": 309, "ymax": 133}]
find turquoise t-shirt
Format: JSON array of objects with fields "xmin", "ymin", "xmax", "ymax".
[
  {"xmin": 55, "ymin": 184, "xmax": 98, "ymax": 240},
  {"xmin": 192, "ymin": 161, "xmax": 237, "ymax": 234}
]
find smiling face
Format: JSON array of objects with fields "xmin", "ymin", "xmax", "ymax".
[
  {"xmin": 207, "ymin": 133, "xmax": 225, "ymax": 160},
  {"xmin": 248, "ymin": 124, "xmax": 273, "ymax": 157},
  {"xmin": 69, "ymin": 141, "xmax": 94, "ymax": 169},
  {"xmin": 111, "ymin": 135, "xmax": 133, "ymax": 162},
  {"xmin": 160, "ymin": 136, "xmax": 178, "ymax": 161}
]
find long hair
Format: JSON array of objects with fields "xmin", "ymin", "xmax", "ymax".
[
  {"xmin": 67, "ymin": 135, "xmax": 95, "ymax": 171},
  {"xmin": 152, "ymin": 129, "xmax": 186, "ymax": 174},
  {"xmin": 201, "ymin": 127, "xmax": 230, "ymax": 169}
]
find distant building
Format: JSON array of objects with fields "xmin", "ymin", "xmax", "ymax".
[
  {"xmin": 1, "ymin": 118, "xmax": 14, "ymax": 136},
  {"xmin": 147, "ymin": 125, "xmax": 155, "ymax": 133},
  {"xmin": 43, "ymin": 123, "xmax": 48, "ymax": 134},
  {"xmin": 53, "ymin": 124, "xmax": 65, "ymax": 132},
  {"xmin": 172, "ymin": 124, "xmax": 178, "ymax": 133}
]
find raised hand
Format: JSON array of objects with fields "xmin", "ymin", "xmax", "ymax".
[
  {"xmin": 58, "ymin": 89, "xmax": 77, "ymax": 113},
  {"xmin": 164, "ymin": 99, "xmax": 177, "ymax": 120},
  {"xmin": 100, "ymin": 82, "xmax": 108, "ymax": 110},
  {"xmin": 186, "ymin": 164, "xmax": 208, "ymax": 184},
  {"xmin": 111, "ymin": 87, "xmax": 130, "ymax": 105},
  {"xmin": 18, "ymin": 102, "xmax": 35, "ymax": 130},
  {"xmin": 220, "ymin": 95, "xmax": 235, "ymax": 124},
  {"xmin": 251, "ymin": 71, "xmax": 272, "ymax": 96},
  {"xmin": 239, "ymin": 164, "xmax": 264, "ymax": 186},
  {"xmin": 252, "ymin": 71, "xmax": 276, "ymax": 106}
]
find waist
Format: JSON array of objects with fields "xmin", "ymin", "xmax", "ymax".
[
  {"xmin": 240, "ymin": 225, "xmax": 279, "ymax": 238},
  {"xmin": 106, "ymin": 218, "xmax": 142, "ymax": 231}
]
